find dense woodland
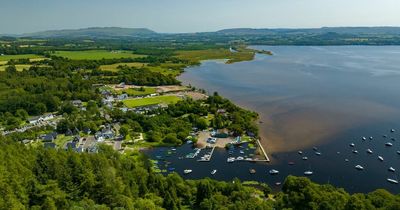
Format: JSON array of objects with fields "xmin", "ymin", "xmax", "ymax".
[{"xmin": 1, "ymin": 138, "xmax": 400, "ymax": 209}]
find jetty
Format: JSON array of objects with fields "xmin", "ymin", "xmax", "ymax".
[
  {"xmin": 256, "ymin": 139, "xmax": 270, "ymax": 162},
  {"xmin": 197, "ymin": 146, "xmax": 216, "ymax": 162}
]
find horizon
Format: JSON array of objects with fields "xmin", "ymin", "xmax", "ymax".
[{"xmin": 1, "ymin": 0, "xmax": 400, "ymax": 34}]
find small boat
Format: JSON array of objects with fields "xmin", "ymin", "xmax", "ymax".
[
  {"xmin": 355, "ymin": 165, "xmax": 364, "ymax": 170},
  {"xmin": 298, "ymin": 151, "xmax": 303, "ymax": 155},
  {"xmin": 383, "ymin": 135, "xmax": 388, "ymax": 138},
  {"xmin": 349, "ymin": 143, "xmax": 355, "ymax": 147},
  {"xmin": 352, "ymin": 150, "xmax": 358, "ymax": 154},
  {"xmin": 186, "ymin": 140, "xmax": 193, "ymax": 144},
  {"xmin": 366, "ymin": 149, "xmax": 373, "ymax": 154},
  {"xmin": 245, "ymin": 158, "xmax": 252, "ymax": 161},
  {"xmin": 315, "ymin": 152, "xmax": 322, "ymax": 156},
  {"xmin": 337, "ymin": 151, "xmax": 341, "ymax": 154},
  {"xmin": 269, "ymin": 169, "xmax": 279, "ymax": 175},
  {"xmin": 391, "ymin": 137, "xmax": 396, "ymax": 141},
  {"xmin": 227, "ymin": 157, "xmax": 235, "ymax": 163},
  {"xmin": 397, "ymin": 151, "xmax": 400, "ymax": 155},
  {"xmin": 288, "ymin": 161, "xmax": 295, "ymax": 165},
  {"xmin": 211, "ymin": 169, "xmax": 217, "ymax": 175},
  {"xmin": 184, "ymin": 169, "xmax": 192, "ymax": 174},
  {"xmin": 362, "ymin": 137, "xmax": 367, "ymax": 141},
  {"xmin": 385, "ymin": 142, "xmax": 393, "ymax": 147},
  {"xmin": 391, "ymin": 129, "xmax": 395, "ymax": 133},
  {"xmin": 171, "ymin": 148, "xmax": 176, "ymax": 151},
  {"xmin": 236, "ymin": 156, "xmax": 244, "ymax": 161},
  {"xmin": 345, "ymin": 159, "xmax": 349, "ymax": 162},
  {"xmin": 239, "ymin": 150, "xmax": 244, "ymax": 154},
  {"xmin": 304, "ymin": 171, "xmax": 313, "ymax": 176},
  {"xmin": 275, "ymin": 182, "xmax": 282, "ymax": 186},
  {"xmin": 387, "ymin": 178, "xmax": 399, "ymax": 184},
  {"xmin": 249, "ymin": 169, "xmax": 256, "ymax": 174},
  {"xmin": 302, "ymin": 156, "xmax": 308, "ymax": 160},
  {"xmin": 369, "ymin": 136, "xmax": 373, "ymax": 140},
  {"xmin": 389, "ymin": 167, "xmax": 395, "ymax": 172},
  {"xmin": 313, "ymin": 147, "xmax": 318, "ymax": 151},
  {"xmin": 168, "ymin": 167, "xmax": 175, "ymax": 171},
  {"xmin": 378, "ymin": 156, "xmax": 384, "ymax": 161}
]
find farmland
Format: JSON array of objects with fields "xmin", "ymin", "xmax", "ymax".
[
  {"xmin": 99, "ymin": 62, "xmax": 146, "ymax": 71},
  {"xmin": 51, "ymin": 50, "xmax": 146, "ymax": 60},
  {"xmin": 175, "ymin": 48, "xmax": 255, "ymax": 64},
  {"xmin": 0, "ymin": 64, "xmax": 32, "ymax": 71},
  {"xmin": 0, "ymin": 54, "xmax": 45, "ymax": 61},
  {"xmin": 123, "ymin": 95, "xmax": 181, "ymax": 108},
  {"xmin": 99, "ymin": 62, "xmax": 184, "ymax": 76}
]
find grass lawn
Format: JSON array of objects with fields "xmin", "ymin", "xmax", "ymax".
[
  {"xmin": 145, "ymin": 63, "xmax": 185, "ymax": 77},
  {"xmin": 123, "ymin": 95, "xmax": 181, "ymax": 108},
  {"xmin": 100, "ymin": 62, "xmax": 147, "ymax": 71},
  {"xmin": 51, "ymin": 50, "xmax": 146, "ymax": 60},
  {"xmin": 117, "ymin": 87, "xmax": 157, "ymax": 96},
  {"xmin": 175, "ymin": 48, "xmax": 255, "ymax": 64},
  {"xmin": 0, "ymin": 54, "xmax": 45, "ymax": 61},
  {"xmin": 0, "ymin": 64, "xmax": 32, "ymax": 71},
  {"xmin": 54, "ymin": 134, "xmax": 73, "ymax": 148}
]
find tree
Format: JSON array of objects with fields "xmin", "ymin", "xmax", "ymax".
[{"xmin": 33, "ymin": 103, "xmax": 47, "ymax": 115}]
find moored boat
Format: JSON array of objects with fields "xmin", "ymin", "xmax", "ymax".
[
  {"xmin": 378, "ymin": 156, "xmax": 384, "ymax": 161},
  {"xmin": 249, "ymin": 169, "xmax": 256, "ymax": 174},
  {"xmin": 304, "ymin": 171, "xmax": 313, "ymax": 176},
  {"xmin": 366, "ymin": 149, "xmax": 373, "ymax": 154},
  {"xmin": 211, "ymin": 169, "xmax": 217, "ymax": 175},
  {"xmin": 387, "ymin": 178, "xmax": 398, "ymax": 184},
  {"xmin": 184, "ymin": 169, "xmax": 192, "ymax": 174},
  {"xmin": 302, "ymin": 156, "xmax": 308, "ymax": 160},
  {"xmin": 227, "ymin": 157, "xmax": 235, "ymax": 163},
  {"xmin": 269, "ymin": 169, "xmax": 279, "ymax": 175},
  {"xmin": 315, "ymin": 152, "xmax": 322, "ymax": 156},
  {"xmin": 355, "ymin": 165, "xmax": 364, "ymax": 170},
  {"xmin": 352, "ymin": 150, "xmax": 358, "ymax": 154},
  {"xmin": 385, "ymin": 142, "xmax": 393, "ymax": 147},
  {"xmin": 389, "ymin": 167, "xmax": 395, "ymax": 172},
  {"xmin": 349, "ymin": 143, "xmax": 355, "ymax": 147},
  {"xmin": 362, "ymin": 137, "xmax": 367, "ymax": 140},
  {"xmin": 298, "ymin": 151, "xmax": 303, "ymax": 155}
]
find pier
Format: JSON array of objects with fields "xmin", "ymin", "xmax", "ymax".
[
  {"xmin": 256, "ymin": 139, "xmax": 270, "ymax": 162},
  {"xmin": 197, "ymin": 146, "xmax": 216, "ymax": 162}
]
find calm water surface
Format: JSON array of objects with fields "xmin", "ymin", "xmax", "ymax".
[{"xmin": 147, "ymin": 46, "xmax": 400, "ymax": 193}]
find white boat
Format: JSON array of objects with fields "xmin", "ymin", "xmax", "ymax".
[
  {"xmin": 245, "ymin": 158, "xmax": 252, "ymax": 161},
  {"xmin": 211, "ymin": 170, "xmax": 217, "ymax": 175},
  {"xmin": 366, "ymin": 149, "xmax": 373, "ymax": 154},
  {"xmin": 378, "ymin": 156, "xmax": 384, "ymax": 161},
  {"xmin": 387, "ymin": 178, "xmax": 399, "ymax": 184},
  {"xmin": 184, "ymin": 169, "xmax": 192, "ymax": 174},
  {"xmin": 369, "ymin": 136, "xmax": 373, "ymax": 140},
  {"xmin": 362, "ymin": 137, "xmax": 367, "ymax": 140},
  {"xmin": 298, "ymin": 151, "xmax": 303, "ymax": 155},
  {"xmin": 239, "ymin": 150, "xmax": 244, "ymax": 154},
  {"xmin": 345, "ymin": 159, "xmax": 349, "ymax": 162},
  {"xmin": 349, "ymin": 143, "xmax": 355, "ymax": 147},
  {"xmin": 269, "ymin": 169, "xmax": 279, "ymax": 175},
  {"xmin": 385, "ymin": 142, "xmax": 393, "ymax": 147},
  {"xmin": 302, "ymin": 156, "xmax": 308, "ymax": 160},
  {"xmin": 352, "ymin": 150, "xmax": 358, "ymax": 154},
  {"xmin": 227, "ymin": 157, "xmax": 235, "ymax": 163},
  {"xmin": 391, "ymin": 129, "xmax": 395, "ymax": 133},
  {"xmin": 249, "ymin": 169, "xmax": 256, "ymax": 174},
  {"xmin": 397, "ymin": 151, "xmax": 400, "ymax": 155},
  {"xmin": 389, "ymin": 167, "xmax": 396, "ymax": 172},
  {"xmin": 315, "ymin": 152, "xmax": 322, "ymax": 156},
  {"xmin": 236, "ymin": 156, "xmax": 244, "ymax": 161},
  {"xmin": 304, "ymin": 171, "xmax": 313, "ymax": 176},
  {"xmin": 355, "ymin": 165, "xmax": 364, "ymax": 170},
  {"xmin": 313, "ymin": 147, "xmax": 318, "ymax": 151}
]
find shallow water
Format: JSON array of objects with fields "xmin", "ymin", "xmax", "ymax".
[{"xmin": 148, "ymin": 46, "xmax": 400, "ymax": 193}]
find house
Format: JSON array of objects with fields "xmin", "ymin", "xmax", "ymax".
[
  {"xmin": 28, "ymin": 116, "xmax": 42, "ymax": 124},
  {"xmin": 117, "ymin": 94, "xmax": 128, "ymax": 100},
  {"xmin": 72, "ymin": 100, "xmax": 83, "ymax": 107},
  {"xmin": 44, "ymin": 142, "xmax": 56, "ymax": 149},
  {"xmin": 42, "ymin": 132, "xmax": 58, "ymax": 142},
  {"xmin": 95, "ymin": 125, "xmax": 115, "ymax": 141},
  {"xmin": 65, "ymin": 129, "xmax": 73, "ymax": 136},
  {"xmin": 116, "ymin": 82, "xmax": 125, "ymax": 88},
  {"xmin": 42, "ymin": 114, "xmax": 54, "ymax": 121},
  {"xmin": 65, "ymin": 142, "xmax": 77, "ymax": 150}
]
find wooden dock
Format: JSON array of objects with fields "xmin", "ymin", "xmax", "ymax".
[
  {"xmin": 256, "ymin": 139, "xmax": 270, "ymax": 162},
  {"xmin": 197, "ymin": 146, "xmax": 216, "ymax": 162}
]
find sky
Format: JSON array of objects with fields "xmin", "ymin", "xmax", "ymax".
[{"xmin": 1, "ymin": 0, "xmax": 400, "ymax": 34}]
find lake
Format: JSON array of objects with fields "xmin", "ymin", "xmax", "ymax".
[{"xmin": 148, "ymin": 46, "xmax": 400, "ymax": 193}]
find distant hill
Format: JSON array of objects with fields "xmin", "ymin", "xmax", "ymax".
[
  {"xmin": 217, "ymin": 27, "xmax": 400, "ymax": 35},
  {"xmin": 21, "ymin": 27, "xmax": 157, "ymax": 38}
]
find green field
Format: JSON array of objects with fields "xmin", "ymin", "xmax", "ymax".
[
  {"xmin": 175, "ymin": 48, "xmax": 255, "ymax": 64},
  {"xmin": 0, "ymin": 64, "xmax": 32, "ymax": 71},
  {"xmin": 0, "ymin": 54, "xmax": 44, "ymax": 61},
  {"xmin": 123, "ymin": 95, "xmax": 181, "ymax": 108},
  {"xmin": 100, "ymin": 62, "xmax": 147, "ymax": 71},
  {"xmin": 117, "ymin": 87, "xmax": 157, "ymax": 96},
  {"xmin": 51, "ymin": 50, "xmax": 146, "ymax": 60}
]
